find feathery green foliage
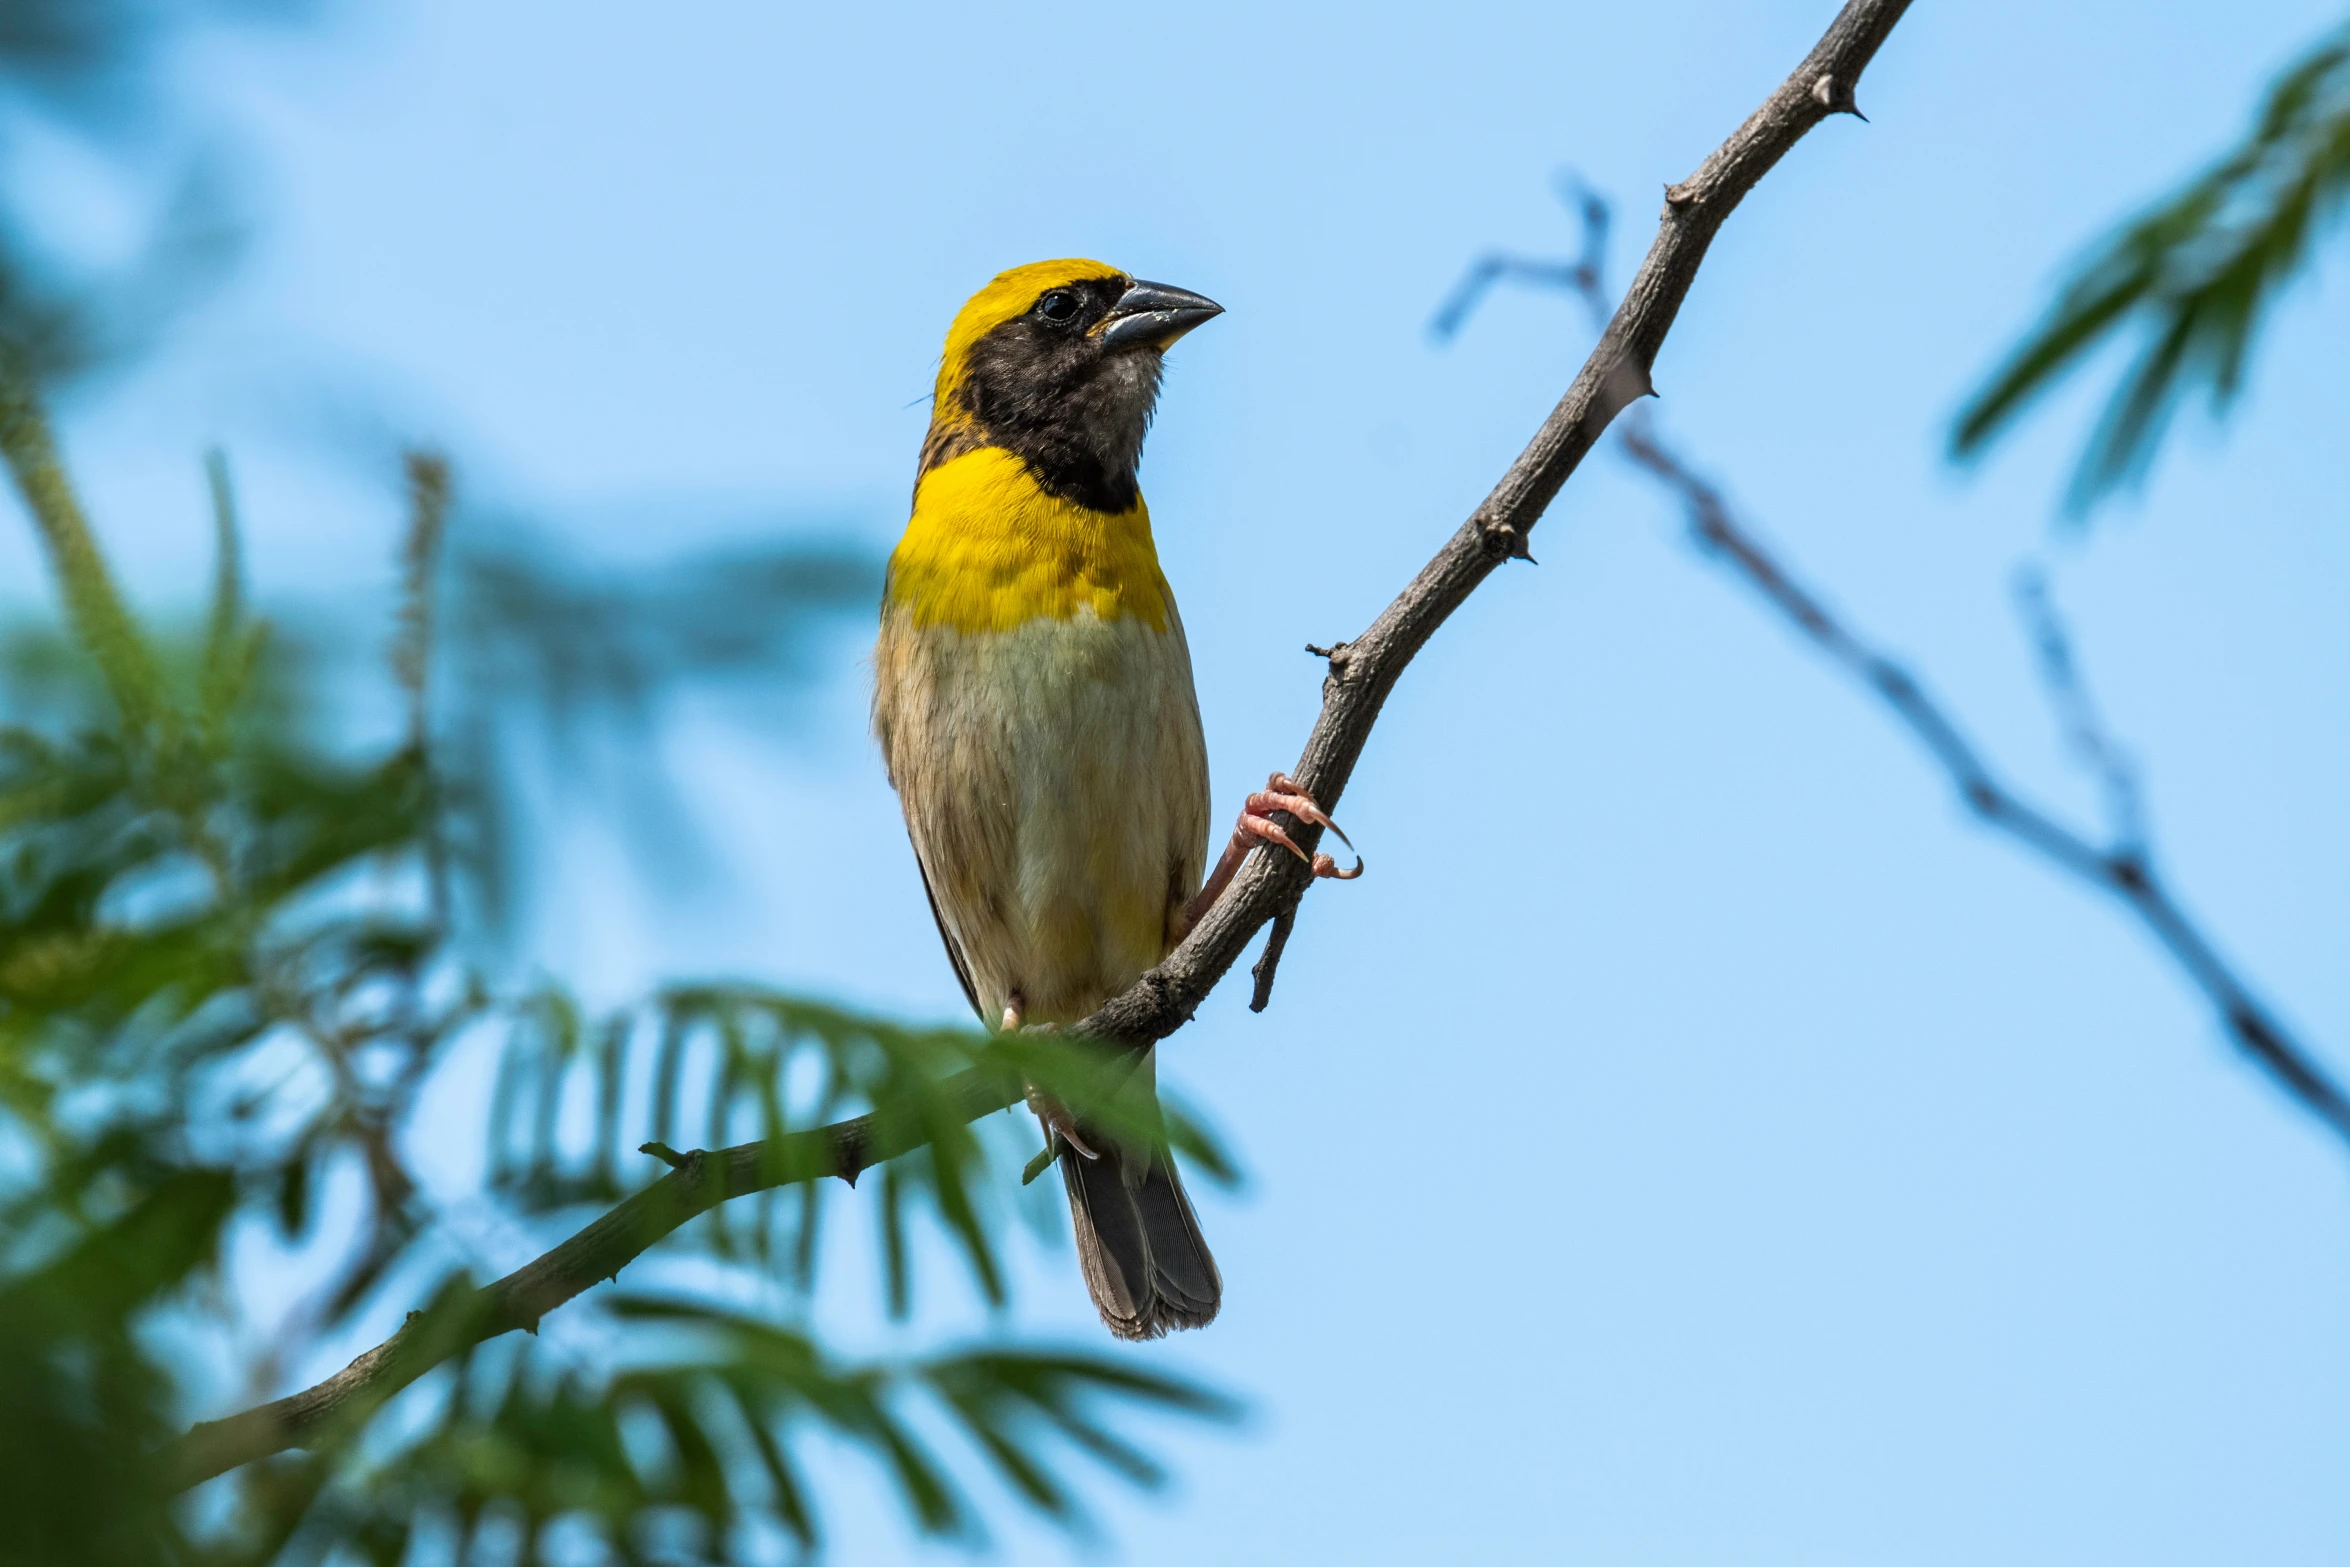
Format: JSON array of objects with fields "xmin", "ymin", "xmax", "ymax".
[
  {"xmin": 0, "ymin": 364, "xmax": 1234, "ymax": 1562},
  {"xmin": 273, "ymin": 1300, "xmax": 1232, "ymax": 1563},
  {"xmin": 1953, "ymin": 20, "xmax": 2350, "ymax": 511}
]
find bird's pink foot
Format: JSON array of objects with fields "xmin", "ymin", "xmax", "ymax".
[
  {"xmin": 1186, "ymin": 772, "xmax": 1363, "ymax": 926},
  {"xmin": 1238, "ymin": 772, "xmax": 1362, "ymax": 879}
]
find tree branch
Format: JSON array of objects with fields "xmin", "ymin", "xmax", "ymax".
[
  {"xmin": 160, "ymin": 0, "xmax": 1912, "ymax": 1492},
  {"xmin": 1615, "ymin": 417, "xmax": 2350, "ymax": 1146},
  {"xmin": 2010, "ymin": 565, "xmax": 2147, "ymax": 855},
  {"xmin": 1439, "ymin": 166, "xmax": 2350, "ymax": 1155},
  {"xmin": 164, "ymin": 1069, "xmax": 1023, "ymax": 1488},
  {"xmin": 1086, "ymin": 0, "xmax": 1905, "ymax": 1042}
]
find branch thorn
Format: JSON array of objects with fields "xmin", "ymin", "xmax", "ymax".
[
  {"xmin": 1481, "ymin": 522, "xmax": 1536, "ymax": 561},
  {"xmin": 1811, "ymin": 73, "xmax": 1867, "ymax": 119}
]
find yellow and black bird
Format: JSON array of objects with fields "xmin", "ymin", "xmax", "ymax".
[{"xmin": 873, "ymin": 260, "xmax": 1357, "ymax": 1339}]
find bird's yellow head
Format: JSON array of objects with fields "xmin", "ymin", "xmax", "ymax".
[{"xmin": 921, "ymin": 258, "xmax": 1222, "ymax": 513}]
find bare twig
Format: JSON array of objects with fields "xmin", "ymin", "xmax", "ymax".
[
  {"xmin": 1442, "ymin": 171, "xmax": 2350, "ymax": 1152},
  {"xmin": 1249, "ymin": 904, "xmax": 1299, "ymax": 1013},
  {"xmin": 2011, "ymin": 566, "xmax": 2147, "ymax": 854},
  {"xmin": 1429, "ymin": 175, "xmax": 1613, "ymax": 342},
  {"xmin": 1619, "ymin": 418, "xmax": 2350, "ymax": 1145},
  {"xmin": 161, "ymin": 0, "xmax": 1912, "ymax": 1490}
]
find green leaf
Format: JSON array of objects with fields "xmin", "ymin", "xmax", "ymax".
[
  {"xmin": 199, "ymin": 447, "xmax": 247, "ymax": 740},
  {"xmin": 1953, "ymin": 23, "xmax": 2350, "ymax": 512},
  {"xmin": 0, "ymin": 362, "xmax": 172, "ymax": 737}
]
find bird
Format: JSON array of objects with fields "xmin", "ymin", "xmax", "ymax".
[{"xmin": 872, "ymin": 259, "xmax": 1359, "ymax": 1339}]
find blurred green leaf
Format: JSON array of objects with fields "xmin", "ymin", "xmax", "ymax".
[
  {"xmin": 250, "ymin": 1300, "xmax": 1234, "ymax": 1562},
  {"xmin": 1953, "ymin": 22, "xmax": 2350, "ymax": 511}
]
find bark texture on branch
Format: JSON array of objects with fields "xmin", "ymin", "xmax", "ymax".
[{"xmin": 162, "ymin": 0, "xmax": 1912, "ymax": 1492}]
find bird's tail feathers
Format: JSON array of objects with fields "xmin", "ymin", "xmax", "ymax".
[{"xmin": 1060, "ymin": 1136, "xmax": 1220, "ymax": 1340}]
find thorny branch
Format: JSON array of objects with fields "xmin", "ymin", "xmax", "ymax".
[
  {"xmin": 1457, "ymin": 176, "xmax": 2350, "ymax": 1150},
  {"xmin": 161, "ymin": 0, "xmax": 1914, "ymax": 1490}
]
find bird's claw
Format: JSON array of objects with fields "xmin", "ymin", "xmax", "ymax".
[
  {"xmin": 1183, "ymin": 772, "xmax": 1364, "ymax": 929},
  {"xmin": 1236, "ymin": 773, "xmax": 1363, "ymax": 880},
  {"xmin": 1310, "ymin": 850, "xmax": 1364, "ymax": 880}
]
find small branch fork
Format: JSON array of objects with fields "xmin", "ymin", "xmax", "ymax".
[
  {"xmin": 2010, "ymin": 565, "xmax": 2147, "ymax": 856},
  {"xmin": 1429, "ymin": 175, "xmax": 1613, "ymax": 344},
  {"xmin": 159, "ymin": 0, "xmax": 1913, "ymax": 1492}
]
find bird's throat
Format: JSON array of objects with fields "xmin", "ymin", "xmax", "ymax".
[
  {"xmin": 888, "ymin": 447, "xmax": 1173, "ymax": 636},
  {"xmin": 929, "ymin": 344, "xmax": 1164, "ymax": 515}
]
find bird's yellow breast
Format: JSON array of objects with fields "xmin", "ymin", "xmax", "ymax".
[{"xmin": 885, "ymin": 447, "xmax": 1173, "ymax": 636}]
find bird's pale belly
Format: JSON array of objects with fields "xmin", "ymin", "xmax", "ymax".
[{"xmin": 874, "ymin": 603, "xmax": 1211, "ymax": 1026}]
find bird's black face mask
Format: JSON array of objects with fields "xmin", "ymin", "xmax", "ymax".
[{"xmin": 944, "ymin": 274, "xmax": 1221, "ymax": 513}]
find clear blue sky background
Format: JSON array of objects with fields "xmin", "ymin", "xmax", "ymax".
[{"xmin": 6, "ymin": 1, "xmax": 2349, "ymax": 1561}]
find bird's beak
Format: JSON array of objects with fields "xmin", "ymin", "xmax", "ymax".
[{"xmin": 1097, "ymin": 278, "xmax": 1223, "ymax": 350}]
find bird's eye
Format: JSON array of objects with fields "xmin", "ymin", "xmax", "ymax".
[{"xmin": 1036, "ymin": 289, "xmax": 1080, "ymax": 324}]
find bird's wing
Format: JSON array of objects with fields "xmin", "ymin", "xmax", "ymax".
[
  {"xmin": 914, "ymin": 850, "xmax": 984, "ymax": 1022},
  {"xmin": 1157, "ymin": 599, "xmax": 1215, "ymax": 947}
]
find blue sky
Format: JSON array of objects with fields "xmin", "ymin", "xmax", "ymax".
[{"xmin": 8, "ymin": 0, "xmax": 2350, "ymax": 1561}]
